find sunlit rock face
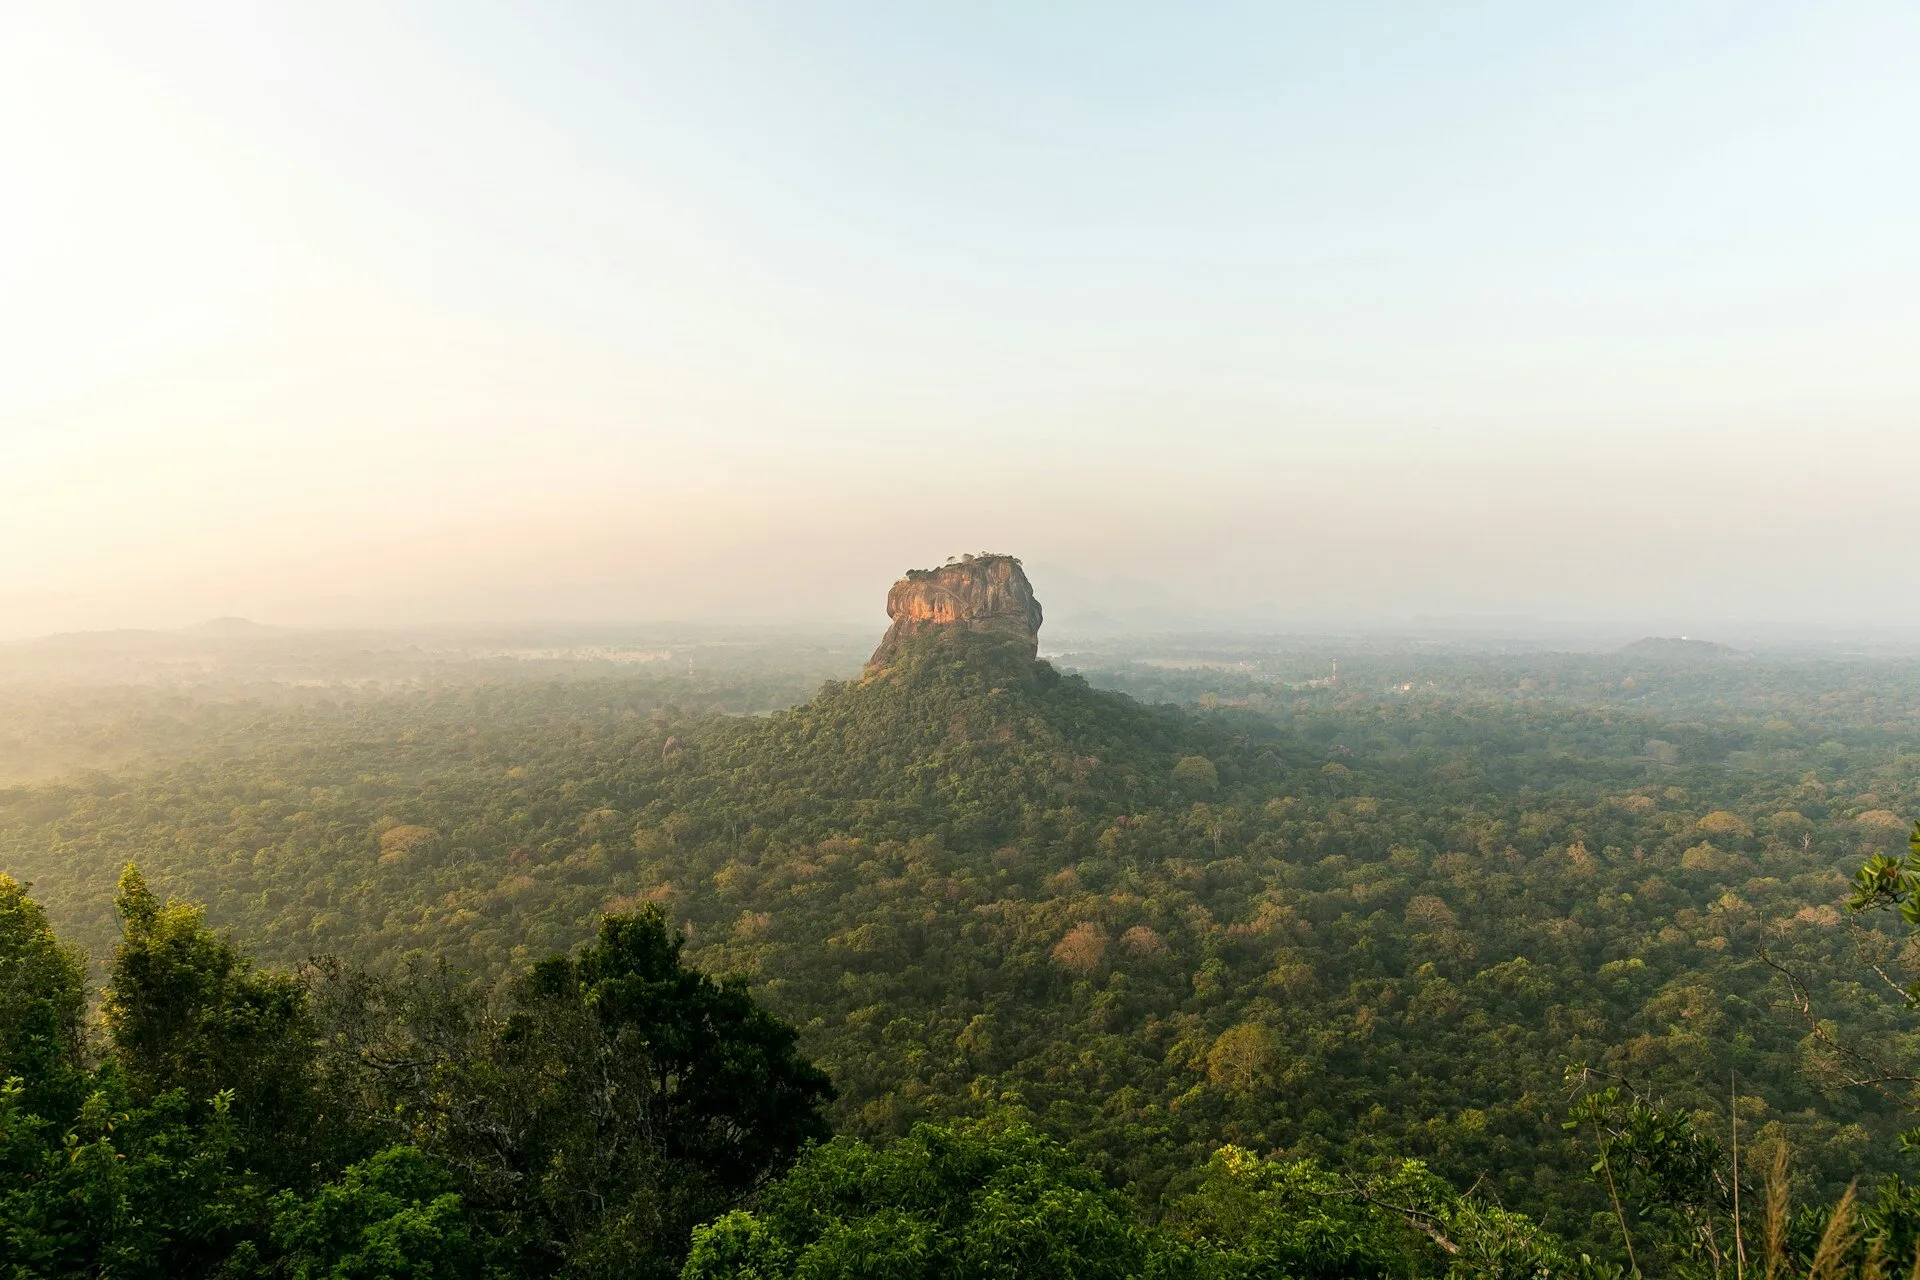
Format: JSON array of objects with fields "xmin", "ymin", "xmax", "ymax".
[{"xmin": 866, "ymin": 554, "xmax": 1043, "ymax": 671}]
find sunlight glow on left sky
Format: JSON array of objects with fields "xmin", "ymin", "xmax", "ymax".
[{"xmin": 4, "ymin": 3, "xmax": 1918, "ymax": 636}]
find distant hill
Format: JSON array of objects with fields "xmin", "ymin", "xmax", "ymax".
[
  {"xmin": 667, "ymin": 627, "xmax": 1220, "ymax": 848},
  {"xmin": 1618, "ymin": 635, "xmax": 1747, "ymax": 660},
  {"xmin": 183, "ymin": 616, "xmax": 282, "ymax": 637}
]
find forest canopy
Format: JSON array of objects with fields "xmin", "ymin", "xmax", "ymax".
[{"xmin": 6, "ymin": 627, "xmax": 1920, "ymax": 1275}]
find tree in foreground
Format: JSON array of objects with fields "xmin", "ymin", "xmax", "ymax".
[
  {"xmin": 331, "ymin": 905, "xmax": 837, "ymax": 1279},
  {"xmin": 0, "ymin": 870, "xmax": 833, "ymax": 1280},
  {"xmin": 0, "ymin": 874, "xmax": 86, "ymax": 1115},
  {"xmin": 683, "ymin": 1115, "xmax": 1589, "ymax": 1280},
  {"xmin": 683, "ymin": 1117, "xmax": 1152, "ymax": 1280},
  {"xmin": 1552, "ymin": 823, "xmax": 1920, "ymax": 1280},
  {"xmin": 1, "ymin": 870, "xmax": 266, "ymax": 1278}
]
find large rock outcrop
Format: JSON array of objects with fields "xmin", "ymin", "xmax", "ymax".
[{"xmin": 867, "ymin": 554, "xmax": 1043, "ymax": 671}]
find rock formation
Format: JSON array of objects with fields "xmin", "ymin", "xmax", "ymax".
[{"xmin": 867, "ymin": 554, "xmax": 1043, "ymax": 671}]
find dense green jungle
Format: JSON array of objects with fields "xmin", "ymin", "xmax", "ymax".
[{"xmin": 7, "ymin": 623, "xmax": 1920, "ymax": 1278}]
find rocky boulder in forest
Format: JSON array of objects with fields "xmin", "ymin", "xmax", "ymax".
[{"xmin": 867, "ymin": 554, "xmax": 1043, "ymax": 671}]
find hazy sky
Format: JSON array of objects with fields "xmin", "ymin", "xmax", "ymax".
[{"xmin": 4, "ymin": 2, "xmax": 1917, "ymax": 637}]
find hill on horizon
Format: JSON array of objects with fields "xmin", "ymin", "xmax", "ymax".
[
  {"xmin": 182, "ymin": 615, "xmax": 284, "ymax": 637},
  {"xmin": 1618, "ymin": 634, "xmax": 1746, "ymax": 660}
]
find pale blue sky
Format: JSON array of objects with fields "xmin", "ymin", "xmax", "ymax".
[{"xmin": 3, "ymin": 3, "xmax": 1916, "ymax": 635}]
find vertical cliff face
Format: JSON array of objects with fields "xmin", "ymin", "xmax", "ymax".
[{"xmin": 867, "ymin": 554, "xmax": 1043, "ymax": 671}]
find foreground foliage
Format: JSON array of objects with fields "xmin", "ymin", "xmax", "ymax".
[
  {"xmin": 0, "ymin": 870, "xmax": 829, "ymax": 1279},
  {"xmin": 686, "ymin": 1117, "xmax": 1593, "ymax": 1280},
  {"xmin": 0, "ymin": 868, "xmax": 1607, "ymax": 1278}
]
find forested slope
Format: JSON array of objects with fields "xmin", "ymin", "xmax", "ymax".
[{"xmin": 2, "ymin": 630, "xmax": 1914, "ymax": 1250}]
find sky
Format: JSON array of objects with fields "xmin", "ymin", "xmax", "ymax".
[{"xmin": 3, "ymin": 2, "xmax": 1917, "ymax": 638}]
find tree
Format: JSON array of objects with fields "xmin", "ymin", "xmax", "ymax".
[
  {"xmin": 272, "ymin": 1145, "xmax": 482, "ymax": 1280},
  {"xmin": 105, "ymin": 864, "xmax": 328, "ymax": 1186},
  {"xmin": 682, "ymin": 1117, "xmax": 1150, "ymax": 1280},
  {"xmin": 2, "ymin": 866, "xmax": 842, "ymax": 1278},
  {"xmin": 684, "ymin": 1117, "xmax": 1589, "ymax": 1280},
  {"xmin": 0, "ymin": 874, "xmax": 86, "ymax": 1116},
  {"xmin": 329, "ymin": 906, "xmax": 834, "ymax": 1280},
  {"xmin": 0, "ymin": 1060, "xmax": 261, "ymax": 1278},
  {"xmin": 1, "ymin": 871, "xmax": 282, "ymax": 1277},
  {"xmin": 546, "ymin": 907, "xmax": 834, "ymax": 1182},
  {"xmin": 1565, "ymin": 1073, "xmax": 1744, "ymax": 1279},
  {"xmin": 1172, "ymin": 755, "xmax": 1221, "ymax": 796}
]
